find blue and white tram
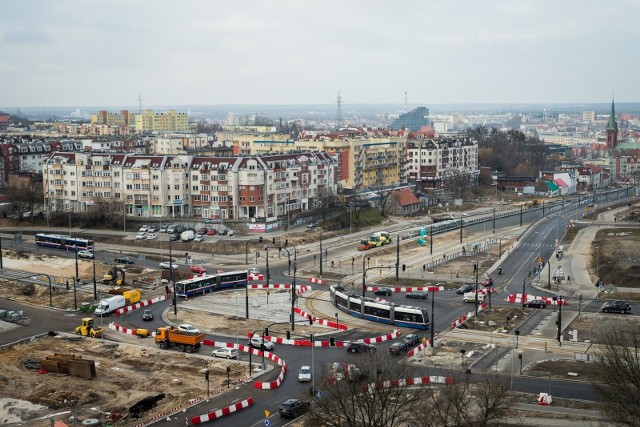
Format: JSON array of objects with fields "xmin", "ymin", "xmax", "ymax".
[
  {"xmin": 330, "ymin": 286, "xmax": 429, "ymax": 329},
  {"xmin": 175, "ymin": 270, "xmax": 248, "ymax": 297}
]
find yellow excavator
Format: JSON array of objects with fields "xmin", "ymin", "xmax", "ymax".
[
  {"xmin": 103, "ymin": 266, "xmax": 126, "ymax": 286},
  {"xmin": 75, "ymin": 318, "xmax": 103, "ymax": 338}
]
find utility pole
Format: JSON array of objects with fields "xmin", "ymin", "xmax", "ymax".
[{"xmin": 395, "ymin": 234, "xmax": 399, "ymax": 282}]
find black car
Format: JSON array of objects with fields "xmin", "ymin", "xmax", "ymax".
[
  {"xmin": 374, "ymin": 287, "xmax": 393, "ymax": 296},
  {"xmin": 142, "ymin": 309, "xmax": 153, "ymax": 321},
  {"xmin": 169, "ymin": 233, "xmax": 180, "ymax": 241},
  {"xmin": 389, "ymin": 342, "xmax": 408, "ymax": 355},
  {"xmin": 406, "ymin": 291, "xmax": 428, "ymax": 299},
  {"xmin": 523, "ymin": 299, "xmax": 547, "ymax": 309},
  {"xmin": 115, "ymin": 256, "xmax": 134, "ymax": 264},
  {"xmin": 602, "ymin": 300, "xmax": 631, "ymax": 314},
  {"xmin": 279, "ymin": 399, "xmax": 310, "ymax": 418},
  {"xmin": 456, "ymin": 284, "xmax": 475, "ymax": 294},
  {"xmin": 402, "ymin": 334, "xmax": 421, "ymax": 347},
  {"xmin": 346, "ymin": 342, "xmax": 377, "ymax": 353}
]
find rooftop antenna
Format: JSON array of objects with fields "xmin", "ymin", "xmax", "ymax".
[
  {"xmin": 404, "ymin": 91, "xmax": 408, "ymax": 113},
  {"xmin": 138, "ymin": 94, "xmax": 142, "ymax": 113},
  {"xmin": 335, "ymin": 91, "xmax": 344, "ymax": 129}
]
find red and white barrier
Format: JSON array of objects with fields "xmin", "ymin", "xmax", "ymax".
[
  {"xmin": 406, "ymin": 335, "xmax": 437, "ymax": 358},
  {"xmin": 293, "ymin": 307, "xmax": 347, "ymax": 330},
  {"xmin": 191, "ymin": 397, "xmax": 254, "ymax": 425},
  {"xmin": 354, "ymin": 329, "xmax": 401, "ymax": 344},
  {"xmin": 133, "ymin": 398, "xmax": 203, "ymax": 427},
  {"xmin": 296, "ymin": 285, "xmax": 311, "ymax": 296},
  {"xmin": 507, "ymin": 293, "xmax": 567, "ymax": 305},
  {"xmin": 538, "ymin": 393, "xmax": 552, "ymax": 406},
  {"xmin": 363, "ymin": 375, "xmax": 453, "ymax": 392},
  {"xmin": 248, "ymin": 284, "xmax": 291, "ymax": 289},
  {"xmin": 309, "ymin": 277, "xmax": 326, "ymax": 285},
  {"xmin": 108, "ymin": 322, "xmax": 155, "ymax": 337},
  {"xmin": 248, "ymin": 273, "xmax": 265, "ymax": 281},
  {"xmin": 451, "ymin": 302, "xmax": 488, "ymax": 328},
  {"xmin": 115, "ymin": 294, "xmax": 167, "ymax": 315},
  {"xmin": 367, "ymin": 286, "xmax": 445, "ymax": 293}
]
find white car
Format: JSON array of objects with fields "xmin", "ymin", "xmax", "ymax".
[
  {"xmin": 248, "ymin": 267, "xmax": 260, "ymax": 275},
  {"xmin": 249, "ymin": 335, "xmax": 274, "ymax": 350},
  {"xmin": 463, "ymin": 292, "xmax": 486, "ymax": 303},
  {"xmin": 77, "ymin": 250, "xmax": 94, "ymax": 259},
  {"xmin": 135, "ymin": 232, "xmax": 147, "ymax": 240},
  {"xmin": 159, "ymin": 262, "xmax": 179, "ymax": 270},
  {"xmin": 298, "ymin": 366, "xmax": 312, "ymax": 382},
  {"xmin": 177, "ymin": 324, "xmax": 200, "ymax": 334},
  {"xmin": 194, "ymin": 235, "xmax": 204, "ymax": 242},
  {"xmin": 146, "ymin": 233, "xmax": 157, "ymax": 240},
  {"xmin": 139, "ymin": 225, "xmax": 149, "ymax": 232},
  {"xmin": 211, "ymin": 347, "xmax": 238, "ymax": 359}
]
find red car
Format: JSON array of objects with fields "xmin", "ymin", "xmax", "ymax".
[
  {"xmin": 207, "ymin": 229, "xmax": 217, "ymax": 236},
  {"xmin": 198, "ymin": 228, "xmax": 208, "ymax": 235},
  {"xmin": 189, "ymin": 265, "xmax": 207, "ymax": 274}
]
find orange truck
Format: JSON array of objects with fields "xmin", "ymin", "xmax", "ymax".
[
  {"xmin": 357, "ymin": 240, "xmax": 373, "ymax": 251},
  {"xmin": 155, "ymin": 326, "xmax": 204, "ymax": 353}
]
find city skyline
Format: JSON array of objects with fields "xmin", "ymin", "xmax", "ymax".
[{"xmin": 1, "ymin": 0, "xmax": 639, "ymax": 107}]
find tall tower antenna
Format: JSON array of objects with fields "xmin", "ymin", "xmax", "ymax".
[
  {"xmin": 138, "ymin": 94, "xmax": 142, "ymax": 113},
  {"xmin": 404, "ymin": 91, "xmax": 408, "ymax": 113},
  {"xmin": 335, "ymin": 91, "xmax": 344, "ymax": 129}
]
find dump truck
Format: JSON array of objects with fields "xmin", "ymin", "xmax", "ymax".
[
  {"xmin": 155, "ymin": 326, "xmax": 204, "ymax": 353},
  {"xmin": 75, "ymin": 318, "xmax": 103, "ymax": 338},
  {"xmin": 369, "ymin": 231, "xmax": 391, "ymax": 247}
]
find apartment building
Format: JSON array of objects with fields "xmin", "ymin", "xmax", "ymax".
[
  {"xmin": 155, "ymin": 133, "xmax": 211, "ymax": 154},
  {"xmin": 91, "ymin": 109, "xmax": 190, "ymax": 132},
  {"xmin": 43, "ymin": 151, "xmax": 338, "ymax": 221},
  {"xmin": 406, "ymin": 137, "xmax": 479, "ymax": 190}
]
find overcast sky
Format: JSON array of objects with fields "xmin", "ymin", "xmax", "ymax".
[{"xmin": 1, "ymin": 0, "xmax": 637, "ymax": 107}]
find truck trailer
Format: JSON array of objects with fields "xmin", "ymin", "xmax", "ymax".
[{"xmin": 155, "ymin": 326, "xmax": 205, "ymax": 353}]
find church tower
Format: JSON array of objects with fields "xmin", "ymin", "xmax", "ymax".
[{"xmin": 606, "ymin": 98, "xmax": 618, "ymax": 149}]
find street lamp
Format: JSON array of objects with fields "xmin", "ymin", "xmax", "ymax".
[
  {"xmin": 170, "ymin": 237, "xmax": 176, "ymax": 316},
  {"xmin": 473, "ymin": 262, "xmax": 479, "ymax": 319},
  {"xmin": 74, "ymin": 247, "xmax": 78, "ymax": 310},
  {"xmin": 362, "ymin": 263, "xmax": 395, "ymax": 298},
  {"xmin": 279, "ymin": 246, "xmax": 292, "ymax": 275},
  {"xmin": 291, "ymin": 261, "xmax": 297, "ymax": 331},
  {"xmin": 92, "ymin": 243, "xmax": 97, "ymax": 300},
  {"xmin": 430, "ymin": 282, "xmax": 436, "ymax": 347}
]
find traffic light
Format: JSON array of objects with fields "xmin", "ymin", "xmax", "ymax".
[
  {"xmin": 204, "ymin": 370, "xmax": 209, "ymax": 381},
  {"xmin": 259, "ymin": 237, "xmax": 263, "ymax": 243},
  {"xmin": 272, "ymin": 238, "xmax": 276, "ymax": 245},
  {"xmin": 286, "ymin": 331, "xmax": 291, "ymax": 340},
  {"xmin": 264, "ymin": 327, "xmax": 269, "ymax": 337},
  {"xmin": 285, "ymin": 239, "xmax": 288, "ymax": 247},
  {"xmin": 329, "ymin": 337, "xmax": 335, "ymax": 346},
  {"xmin": 309, "ymin": 318, "xmax": 314, "ymax": 325},
  {"xmin": 226, "ymin": 366, "xmax": 231, "ymax": 374},
  {"xmin": 402, "ymin": 264, "xmax": 406, "ymax": 272}
]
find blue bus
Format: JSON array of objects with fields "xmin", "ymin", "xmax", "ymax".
[
  {"xmin": 35, "ymin": 233, "xmax": 94, "ymax": 251},
  {"xmin": 175, "ymin": 270, "xmax": 248, "ymax": 297}
]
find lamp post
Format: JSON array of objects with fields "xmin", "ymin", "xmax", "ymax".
[
  {"xmin": 473, "ymin": 262, "xmax": 479, "ymax": 319},
  {"xmin": 74, "ymin": 248, "xmax": 78, "ymax": 310},
  {"xmin": 245, "ymin": 238, "xmax": 263, "ymax": 264},
  {"xmin": 362, "ymin": 265, "xmax": 395, "ymax": 298},
  {"xmin": 430, "ymin": 282, "xmax": 435, "ymax": 347},
  {"xmin": 557, "ymin": 295, "xmax": 563, "ymax": 346},
  {"xmin": 0, "ymin": 236, "xmax": 3, "ymax": 269},
  {"xmin": 170, "ymin": 237, "xmax": 176, "ymax": 316},
  {"xmin": 319, "ymin": 233, "xmax": 323, "ymax": 277},
  {"xmin": 311, "ymin": 333, "xmax": 315, "ymax": 397},
  {"xmin": 279, "ymin": 247, "xmax": 291, "ymax": 275},
  {"xmin": 43, "ymin": 273, "xmax": 52, "ymax": 307},
  {"xmin": 492, "ymin": 208, "xmax": 496, "ymax": 234},
  {"xmin": 92, "ymin": 244, "xmax": 97, "ymax": 300},
  {"xmin": 291, "ymin": 261, "xmax": 297, "ymax": 331},
  {"xmin": 395, "ymin": 234, "xmax": 400, "ymax": 282}
]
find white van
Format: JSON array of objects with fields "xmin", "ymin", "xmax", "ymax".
[
  {"xmin": 181, "ymin": 230, "xmax": 195, "ymax": 242},
  {"xmin": 94, "ymin": 295, "xmax": 126, "ymax": 316},
  {"xmin": 463, "ymin": 292, "xmax": 486, "ymax": 303}
]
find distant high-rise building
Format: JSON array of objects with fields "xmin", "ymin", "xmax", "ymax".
[
  {"xmin": 606, "ymin": 98, "xmax": 618, "ymax": 149},
  {"xmin": 582, "ymin": 110, "xmax": 596, "ymax": 123},
  {"xmin": 390, "ymin": 107, "xmax": 429, "ymax": 131}
]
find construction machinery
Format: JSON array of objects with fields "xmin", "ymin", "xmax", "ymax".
[
  {"xmin": 75, "ymin": 318, "xmax": 103, "ymax": 338},
  {"xmin": 103, "ymin": 266, "xmax": 126, "ymax": 286},
  {"xmin": 357, "ymin": 239, "xmax": 373, "ymax": 251},
  {"xmin": 155, "ymin": 326, "xmax": 204, "ymax": 353},
  {"xmin": 368, "ymin": 231, "xmax": 391, "ymax": 247}
]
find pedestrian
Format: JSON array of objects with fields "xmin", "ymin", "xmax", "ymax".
[
  {"xmin": 65, "ymin": 280, "xmax": 69, "ymax": 290},
  {"xmin": 567, "ymin": 275, "xmax": 571, "ymax": 283}
]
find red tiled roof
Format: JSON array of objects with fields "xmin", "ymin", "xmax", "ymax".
[{"xmin": 393, "ymin": 188, "xmax": 419, "ymax": 206}]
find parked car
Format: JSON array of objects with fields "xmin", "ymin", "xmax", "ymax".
[
  {"xmin": 166, "ymin": 225, "xmax": 177, "ymax": 233},
  {"xmin": 77, "ymin": 250, "xmax": 94, "ymax": 259},
  {"xmin": 279, "ymin": 399, "xmax": 310, "ymax": 418},
  {"xmin": 147, "ymin": 226, "xmax": 157, "ymax": 233},
  {"xmin": 402, "ymin": 334, "xmax": 421, "ymax": 347},
  {"xmin": 159, "ymin": 262, "xmax": 179, "ymax": 270},
  {"xmin": 177, "ymin": 324, "xmax": 200, "ymax": 334},
  {"xmin": 298, "ymin": 366, "xmax": 312, "ymax": 382},
  {"xmin": 174, "ymin": 225, "xmax": 186, "ymax": 234},
  {"xmin": 135, "ymin": 232, "xmax": 147, "ymax": 240},
  {"xmin": 194, "ymin": 235, "xmax": 204, "ymax": 242},
  {"xmin": 389, "ymin": 342, "xmax": 409, "ymax": 355},
  {"xmin": 211, "ymin": 347, "xmax": 238, "ymax": 359},
  {"xmin": 307, "ymin": 223, "xmax": 318, "ymax": 229},
  {"xmin": 406, "ymin": 291, "xmax": 428, "ymax": 299},
  {"xmin": 146, "ymin": 233, "xmax": 157, "ymax": 240},
  {"xmin": 206, "ymin": 229, "xmax": 217, "ymax": 236},
  {"xmin": 159, "ymin": 226, "xmax": 168, "ymax": 233},
  {"xmin": 169, "ymin": 233, "xmax": 180, "ymax": 241},
  {"xmin": 463, "ymin": 292, "xmax": 485, "ymax": 303},
  {"xmin": 249, "ymin": 335, "xmax": 275, "ymax": 350},
  {"xmin": 248, "ymin": 267, "xmax": 260, "ymax": 275},
  {"xmin": 602, "ymin": 300, "xmax": 631, "ymax": 314},
  {"xmin": 346, "ymin": 342, "xmax": 376, "ymax": 353},
  {"xmin": 456, "ymin": 284, "xmax": 475, "ymax": 294},
  {"xmin": 189, "ymin": 265, "xmax": 207, "ymax": 274},
  {"xmin": 217, "ymin": 228, "xmax": 227, "ymax": 235},
  {"xmin": 374, "ymin": 287, "xmax": 393, "ymax": 296},
  {"xmin": 138, "ymin": 225, "xmax": 149, "ymax": 233},
  {"xmin": 115, "ymin": 256, "xmax": 135, "ymax": 264},
  {"xmin": 524, "ymin": 299, "xmax": 548, "ymax": 309},
  {"xmin": 142, "ymin": 309, "xmax": 153, "ymax": 321},
  {"xmin": 198, "ymin": 228, "xmax": 208, "ymax": 235}
]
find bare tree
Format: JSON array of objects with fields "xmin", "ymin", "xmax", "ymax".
[
  {"xmin": 5, "ymin": 179, "xmax": 43, "ymax": 220},
  {"xmin": 592, "ymin": 323, "xmax": 640, "ymax": 426},
  {"xmin": 315, "ymin": 187, "xmax": 337, "ymax": 223}
]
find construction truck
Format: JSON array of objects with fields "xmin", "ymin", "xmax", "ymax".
[
  {"xmin": 155, "ymin": 326, "xmax": 204, "ymax": 353},
  {"xmin": 369, "ymin": 231, "xmax": 391, "ymax": 247},
  {"xmin": 357, "ymin": 239, "xmax": 374, "ymax": 251},
  {"xmin": 103, "ymin": 266, "xmax": 127, "ymax": 287},
  {"xmin": 75, "ymin": 318, "xmax": 103, "ymax": 338},
  {"xmin": 107, "ymin": 288, "xmax": 141, "ymax": 304}
]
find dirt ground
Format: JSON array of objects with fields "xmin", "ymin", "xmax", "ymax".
[{"xmin": 592, "ymin": 228, "xmax": 640, "ymax": 287}]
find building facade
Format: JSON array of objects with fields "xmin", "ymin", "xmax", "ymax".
[{"xmin": 390, "ymin": 107, "xmax": 430, "ymax": 131}]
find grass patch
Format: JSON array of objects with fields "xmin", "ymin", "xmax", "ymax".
[
  {"xmin": 527, "ymin": 360, "xmax": 599, "ymax": 382},
  {"xmin": 599, "ymin": 292, "xmax": 640, "ymax": 302}
]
